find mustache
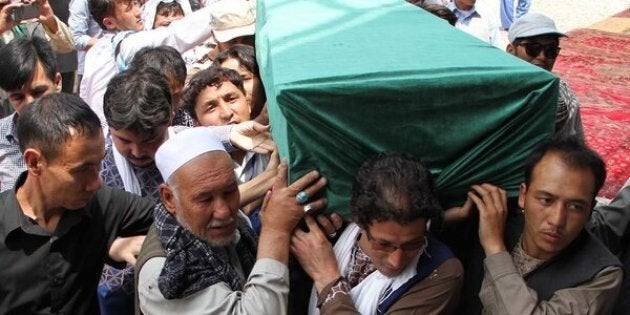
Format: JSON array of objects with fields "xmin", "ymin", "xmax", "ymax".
[{"xmin": 206, "ymin": 217, "xmax": 235, "ymax": 229}]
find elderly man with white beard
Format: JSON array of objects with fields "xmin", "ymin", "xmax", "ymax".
[{"xmin": 135, "ymin": 127, "xmax": 328, "ymax": 314}]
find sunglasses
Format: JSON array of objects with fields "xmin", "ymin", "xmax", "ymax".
[{"xmin": 517, "ymin": 42, "xmax": 562, "ymax": 59}]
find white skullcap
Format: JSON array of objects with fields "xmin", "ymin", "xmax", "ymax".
[{"xmin": 156, "ymin": 127, "xmax": 226, "ymax": 181}]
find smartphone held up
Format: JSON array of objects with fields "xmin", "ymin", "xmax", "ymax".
[{"xmin": 10, "ymin": 0, "xmax": 39, "ymax": 22}]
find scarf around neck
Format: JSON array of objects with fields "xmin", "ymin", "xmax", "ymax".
[
  {"xmin": 308, "ymin": 223, "xmax": 422, "ymax": 315},
  {"xmin": 154, "ymin": 202, "xmax": 257, "ymax": 299}
]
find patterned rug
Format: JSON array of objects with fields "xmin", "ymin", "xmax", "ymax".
[{"xmin": 554, "ymin": 11, "xmax": 630, "ymax": 198}]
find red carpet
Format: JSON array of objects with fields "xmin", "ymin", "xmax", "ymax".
[{"xmin": 554, "ymin": 18, "xmax": 630, "ymax": 198}]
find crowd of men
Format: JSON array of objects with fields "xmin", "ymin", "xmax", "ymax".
[{"xmin": 0, "ymin": 0, "xmax": 628, "ymax": 314}]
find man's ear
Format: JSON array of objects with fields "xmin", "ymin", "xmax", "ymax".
[
  {"xmin": 159, "ymin": 183, "xmax": 178, "ymax": 216},
  {"xmin": 23, "ymin": 148, "xmax": 44, "ymax": 176},
  {"xmin": 102, "ymin": 16, "xmax": 118, "ymax": 30},
  {"xmin": 518, "ymin": 183, "xmax": 527, "ymax": 210},
  {"xmin": 506, "ymin": 43, "xmax": 516, "ymax": 55},
  {"xmin": 54, "ymin": 72, "xmax": 62, "ymax": 92}
]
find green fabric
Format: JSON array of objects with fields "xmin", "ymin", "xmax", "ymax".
[
  {"xmin": 257, "ymin": 0, "xmax": 557, "ymax": 218},
  {"xmin": 12, "ymin": 24, "xmax": 28, "ymax": 39}
]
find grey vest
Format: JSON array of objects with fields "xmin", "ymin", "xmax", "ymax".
[
  {"xmin": 506, "ymin": 215, "xmax": 622, "ymax": 301},
  {"xmin": 134, "ymin": 224, "xmax": 165, "ymax": 315}
]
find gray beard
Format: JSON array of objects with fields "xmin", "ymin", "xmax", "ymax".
[
  {"xmin": 175, "ymin": 214, "xmax": 239, "ymax": 247},
  {"xmin": 205, "ymin": 229, "xmax": 239, "ymax": 247}
]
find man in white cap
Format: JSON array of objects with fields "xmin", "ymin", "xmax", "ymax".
[
  {"xmin": 210, "ymin": 0, "xmax": 256, "ymax": 52},
  {"xmin": 136, "ymin": 127, "xmax": 328, "ymax": 314},
  {"xmin": 506, "ymin": 13, "xmax": 584, "ymax": 142}
]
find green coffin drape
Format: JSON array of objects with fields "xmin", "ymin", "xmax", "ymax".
[{"xmin": 256, "ymin": 0, "xmax": 557, "ymax": 217}]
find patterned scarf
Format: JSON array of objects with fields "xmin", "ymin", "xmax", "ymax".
[{"xmin": 153, "ymin": 203, "xmax": 257, "ymax": 299}]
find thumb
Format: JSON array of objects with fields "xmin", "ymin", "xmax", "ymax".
[
  {"xmin": 251, "ymin": 122, "xmax": 270, "ymax": 133},
  {"xmin": 125, "ymin": 253, "xmax": 137, "ymax": 266},
  {"xmin": 462, "ymin": 196, "xmax": 474, "ymax": 212}
]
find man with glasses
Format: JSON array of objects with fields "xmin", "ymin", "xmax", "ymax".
[
  {"xmin": 292, "ymin": 152, "xmax": 463, "ymax": 314},
  {"xmin": 506, "ymin": 13, "xmax": 584, "ymax": 142}
]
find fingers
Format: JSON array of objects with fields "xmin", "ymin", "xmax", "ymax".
[
  {"xmin": 251, "ymin": 122, "xmax": 270, "ymax": 133},
  {"xmin": 290, "ymin": 171, "xmax": 325, "ymax": 197},
  {"xmin": 251, "ymin": 138, "xmax": 274, "ymax": 154},
  {"xmin": 467, "ymin": 190, "xmax": 484, "ymax": 211},
  {"xmin": 292, "ymin": 216, "xmax": 327, "ymax": 251},
  {"xmin": 303, "ymin": 198, "xmax": 328, "ymax": 214},
  {"xmin": 266, "ymin": 148, "xmax": 280, "ymax": 169},
  {"xmin": 306, "ymin": 215, "xmax": 326, "ymax": 236},
  {"xmin": 470, "ymin": 184, "xmax": 507, "ymax": 214},
  {"xmin": 461, "ymin": 195, "xmax": 474, "ymax": 213},
  {"xmin": 259, "ymin": 190, "xmax": 272, "ymax": 214},
  {"xmin": 272, "ymin": 160, "xmax": 288, "ymax": 190},
  {"xmin": 301, "ymin": 177, "xmax": 327, "ymax": 200},
  {"xmin": 315, "ymin": 214, "xmax": 336, "ymax": 236},
  {"xmin": 329, "ymin": 213, "xmax": 344, "ymax": 231},
  {"xmin": 480, "ymin": 183, "xmax": 506, "ymax": 213},
  {"xmin": 463, "ymin": 195, "xmax": 473, "ymax": 208},
  {"xmin": 290, "ymin": 225, "xmax": 310, "ymax": 255}
]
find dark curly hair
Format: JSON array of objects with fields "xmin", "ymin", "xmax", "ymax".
[
  {"xmin": 350, "ymin": 152, "xmax": 441, "ymax": 228},
  {"xmin": 182, "ymin": 66, "xmax": 245, "ymax": 120}
]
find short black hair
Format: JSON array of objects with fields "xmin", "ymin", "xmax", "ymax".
[
  {"xmin": 90, "ymin": 0, "xmax": 135, "ymax": 29},
  {"xmin": 155, "ymin": 1, "xmax": 184, "ymax": 20},
  {"xmin": 350, "ymin": 152, "xmax": 441, "ymax": 228},
  {"xmin": 524, "ymin": 137, "xmax": 607, "ymax": 198},
  {"xmin": 421, "ymin": 4, "xmax": 458, "ymax": 26},
  {"xmin": 104, "ymin": 67, "xmax": 172, "ymax": 141},
  {"xmin": 17, "ymin": 93, "xmax": 102, "ymax": 160},
  {"xmin": 213, "ymin": 44, "xmax": 259, "ymax": 78},
  {"xmin": 213, "ymin": 44, "xmax": 266, "ymax": 118},
  {"xmin": 182, "ymin": 66, "xmax": 245, "ymax": 120},
  {"xmin": 0, "ymin": 37, "xmax": 58, "ymax": 91},
  {"xmin": 129, "ymin": 45, "xmax": 187, "ymax": 87}
]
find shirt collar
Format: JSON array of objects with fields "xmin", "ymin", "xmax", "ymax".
[
  {"xmin": 2, "ymin": 171, "xmax": 91, "ymax": 242},
  {"xmin": 0, "ymin": 172, "xmax": 28, "ymax": 239},
  {"xmin": 3, "ymin": 113, "xmax": 19, "ymax": 143},
  {"xmin": 448, "ymin": 2, "xmax": 480, "ymax": 20}
]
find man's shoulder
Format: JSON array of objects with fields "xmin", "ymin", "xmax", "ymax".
[
  {"xmin": 100, "ymin": 140, "xmax": 124, "ymax": 189},
  {"xmin": 0, "ymin": 188, "xmax": 17, "ymax": 225},
  {"xmin": 91, "ymin": 185, "xmax": 153, "ymax": 212},
  {"xmin": 558, "ymin": 78, "xmax": 577, "ymax": 96},
  {"xmin": 0, "ymin": 113, "xmax": 16, "ymax": 134},
  {"xmin": 525, "ymin": 230, "xmax": 621, "ymax": 300},
  {"xmin": 136, "ymin": 225, "xmax": 165, "ymax": 273},
  {"xmin": 541, "ymin": 230, "xmax": 621, "ymax": 273},
  {"xmin": 581, "ymin": 230, "xmax": 622, "ymax": 266},
  {"xmin": 83, "ymin": 34, "xmax": 115, "ymax": 74},
  {"xmin": 84, "ymin": 33, "xmax": 118, "ymax": 61}
]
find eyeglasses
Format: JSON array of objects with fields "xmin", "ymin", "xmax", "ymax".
[
  {"xmin": 363, "ymin": 228, "xmax": 427, "ymax": 254},
  {"xmin": 516, "ymin": 42, "xmax": 562, "ymax": 59}
]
